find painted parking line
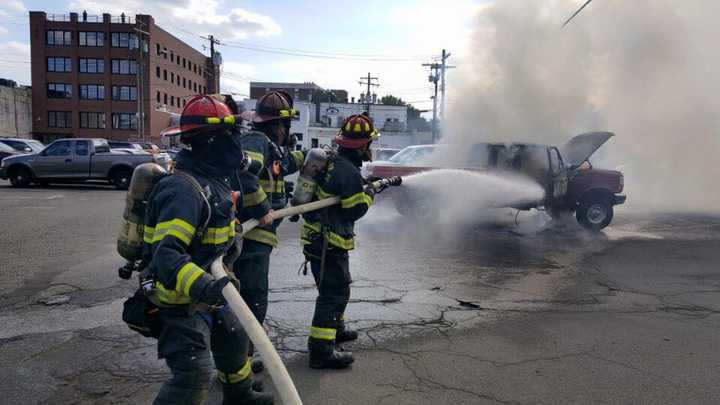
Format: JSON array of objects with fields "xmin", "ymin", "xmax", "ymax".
[{"xmin": 0, "ymin": 195, "xmax": 64, "ymax": 200}]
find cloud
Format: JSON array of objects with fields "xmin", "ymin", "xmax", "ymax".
[
  {"xmin": 0, "ymin": 41, "xmax": 31, "ymax": 84},
  {"xmin": 220, "ymin": 61, "xmax": 257, "ymax": 96},
  {"xmin": 68, "ymin": 0, "xmax": 281, "ymax": 40},
  {"xmin": 1, "ymin": 0, "xmax": 27, "ymax": 13}
]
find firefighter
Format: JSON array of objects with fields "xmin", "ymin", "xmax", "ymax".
[
  {"xmin": 146, "ymin": 95, "xmax": 273, "ymax": 405},
  {"xmin": 233, "ymin": 91, "xmax": 305, "ymax": 370},
  {"xmin": 301, "ymin": 113, "xmax": 378, "ymax": 369}
]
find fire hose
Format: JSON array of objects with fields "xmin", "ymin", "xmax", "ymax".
[{"xmin": 210, "ymin": 176, "xmax": 402, "ymax": 405}]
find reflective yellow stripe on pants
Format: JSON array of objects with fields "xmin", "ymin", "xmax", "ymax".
[
  {"xmin": 216, "ymin": 359, "xmax": 253, "ymax": 384},
  {"xmin": 309, "ymin": 326, "xmax": 337, "ymax": 341}
]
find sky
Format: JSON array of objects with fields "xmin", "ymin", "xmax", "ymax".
[{"xmin": 0, "ymin": 0, "xmax": 489, "ymax": 113}]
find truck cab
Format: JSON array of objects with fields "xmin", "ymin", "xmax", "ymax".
[{"xmin": 1, "ymin": 138, "xmax": 167, "ymax": 189}]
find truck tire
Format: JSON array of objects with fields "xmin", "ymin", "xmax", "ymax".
[
  {"xmin": 576, "ymin": 198, "xmax": 613, "ymax": 231},
  {"xmin": 408, "ymin": 195, "xmax": 439, "ymax": 221},
  {"xmin": 112, "ymin": 169, "xmax": 132, "ymax": 190},
  {"xmin": 9, "ymin": 166, "xmax": 32, "ymax": 188}
]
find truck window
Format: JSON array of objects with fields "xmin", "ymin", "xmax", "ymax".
[
  {"xmin": 45, "ymin": 141, "xmax": 72, "ymax": 156},
  {"xmin": 76, "ymin": 140, "xmax": 89, "ymax": 156},
  {"xmin": 93, "ymin": 140, "xmax": 110, "ymax": 153},
  {"xmin": 467, "ymin": 144, "xmax": 490, "ymax": 167},
  {"xmin": 549, "ymin": 148, "xmax": 562, "ymax": 175}
]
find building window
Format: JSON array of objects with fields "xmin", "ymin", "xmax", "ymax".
[
  {"xmin": 47, "ymin": 57, "xmax": 72, "ymax": 72},
  {"xmin": 182, "ymin": 58, "xmax": 186, "ymax": 68},
  {"xmin": 79, "ymin": 58, "xmax": 104, "ymax": 73},
  {"xmin": 112, "ymin": 113, "xmax": 137, "ymax": 130},
  {"xmin": 111, "ymin": 59, "xmax": 137, "ymax": 75},
  {"xmin": 193, "ymin": 82, "xmax": 197, "ymax": 92},
  {"xmin": 170, "ymin": 52, "xmax": 174, "ymax": 62},
  {"xmin": 182, "ymin": 77, "xmax": 186, "ymax": 88},
  {"xmin": 182, "ymin": 99, "xmax": 186, "ymax": 107},
  {"xmin": 46, "ymin": 30, "xmax": 72, "ymax": 46},
  {"xmin": 163, "ymin": 47, "xmax": 167, "ymax": 59},
  {"xmin": 80, "ymin": 84, "xmax": 105, "ymax": 100},
  {"xmin": 170, "ymin": 72, "xmax": 174, "ymax": 83},
  {"xmin": 164, "ymin": 93, "xmax": 167, "ymax": 105},
  {"xmin": 79, "ymin": 32, "xmax": 105, "ymax": 47},
  {"xmin": 170, "ymin": 95, "xmax": 175, "ymax": 106},
  {"xmin": 156, "ymin": 66, "xmax": 160, "ymax": 78},
  {"xmin": 48, "ymin": 111, "xmax": 72, "ymax": 128},
  {"xmin": 47, "ymin": 83, "xmax": 72, "ymax": 99},
  {"xmin": 79, "ymin": 112, "xmax": 106, "ymax": 129},
  {"xmin": 111, "ymin": 32, "xmax": 138, "ymax": 49},
  {"xmin": 163, "ymin": 69, "xmax": 167, "ymax": 80},
  {"xmin": 156, "ymin": 43, "xmax": 161, "ymax": 55},
  {"xmin": 112, "ymin": 85, "xmax": 137, "ymax": 101},
  {"xmin": 193, "ymin": 64, "xmax": 197, "ymax": 74},
  {"xmin": 156, "ymin": 91, "xmax": 161, "ymax": 103}
]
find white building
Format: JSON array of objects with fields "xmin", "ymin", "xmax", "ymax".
[
  {"xmin": 241, "ymin": 98, "xmax": 429, "ymax": 152},
  {"xmin": 317, "ymin": 102, "xmax": 407, "ymax": 132}
]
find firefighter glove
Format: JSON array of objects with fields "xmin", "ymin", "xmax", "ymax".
[{"xmin": 197, "ymin": 276, "xmax": 232, "ymax": 305}]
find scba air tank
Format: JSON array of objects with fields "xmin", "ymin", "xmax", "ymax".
[
  {"xmin": 291, "ymin": 148, "xmax": 329, "ymax": 206},
  {"xmin": 117, "ymin": 163, "xmax": 168, "ymax": 262}
]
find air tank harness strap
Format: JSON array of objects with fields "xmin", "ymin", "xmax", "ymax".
[{"xmin": 298, "ymin": 223, "xmax": 330, "ymax": 288}]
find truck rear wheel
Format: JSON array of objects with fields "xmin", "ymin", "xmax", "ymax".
[
  {"xmin": 9, "ymin": 166, "xmax": 32, "ymax": 188},
  {"xmin": 576, "ymin": 199, "xmax": 613, "ymax": 231},
  {"xmin": 112, "ymin": 169, "xmax": 132, "ymax": 190}
]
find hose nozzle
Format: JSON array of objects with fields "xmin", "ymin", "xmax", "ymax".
[{"xmin": 369, "ymin": 176, "xmax": 403, "ymax": 194}]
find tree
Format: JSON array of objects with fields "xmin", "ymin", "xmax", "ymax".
[{"xmin": 380, "ymin": 94, "xmax": 429, "ymax": 131}]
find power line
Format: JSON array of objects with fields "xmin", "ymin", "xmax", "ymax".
[
  {"xmin": 219, "ymin": 39, "xmax": 431, "ymax": 60},
  {"xmin": 562, "ymin": 0, "xmax": 594, "ymax": 28}
]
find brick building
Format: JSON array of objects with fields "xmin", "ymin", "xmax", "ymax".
[
  {"xmin": 250, "ymin": 82, "xmax": 348, "ymax": 104},
  {"xmin": 29, "ymin": 11, "xmax": 219, "ymax": 144}
]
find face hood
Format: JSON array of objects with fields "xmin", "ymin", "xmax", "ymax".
[{"xmin": 560, "ymin": 131, "xmax": 614, "ymax": 167}]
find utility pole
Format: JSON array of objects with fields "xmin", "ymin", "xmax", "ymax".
[
  {"xmin": 422, "ymin": 62, "xmax": 440, "ymax": 143},
  {"xmin": 358, "ymin": 72, "xmax": 379, "ymax": 115},
  {"xmin": 206, "ymin": 35, "xmax": 221, "ymax": 93},
  {"xmin": 439, "ymin": 49, "xmax": 455, "ymax": 121},
  {"xmin": 134, "ymin": 20, "xmax": 150, "ymax": 142}
]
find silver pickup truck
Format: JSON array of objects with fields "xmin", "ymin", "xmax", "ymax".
[{"xmin": 0, "ymin": 138, "xmax": 169, "ymax": 189}]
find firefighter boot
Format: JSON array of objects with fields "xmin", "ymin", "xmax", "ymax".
[
  {"xmin": 221, "ymin": 379, "xmax": 274, "ymax": 405},
  {"xmin": 336, "ymin": 318, "xmax": 358, "ymax": 344},
  {"xmin": 308, "ymin": 338, "xmax": 354, "ymax": 369}
]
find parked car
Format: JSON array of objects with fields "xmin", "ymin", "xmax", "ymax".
[
  {"xmin": 0, "ymin": 138, "xmax": 170, "ymax": 189},
  {"xmin": 0, "ymin": 138, "xmax": 45, "ymax": 154},
  {"xmin": 372, "ymin": 147, "xmax": 401, "ymax": 162},
  {"xmin": 0, "ymin": 142, "xmax": 20, "ymax": 161},
  {"xmin": 368, "ymin": 132, "xmax": 626, "ymax": 231}
]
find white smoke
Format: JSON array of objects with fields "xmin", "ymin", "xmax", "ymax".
[{"xmin": 447, "ymin": 0, "xmax": 720, "ymax": 211}]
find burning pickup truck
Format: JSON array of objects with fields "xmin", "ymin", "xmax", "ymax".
[{"xmin": 367, "ymin": 132, "xmax": 626, "ymax": 231}]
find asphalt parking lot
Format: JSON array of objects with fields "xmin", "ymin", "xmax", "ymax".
[{"xmin": 1, "ymin": 180, "xmax": 719, "ymax": 404}]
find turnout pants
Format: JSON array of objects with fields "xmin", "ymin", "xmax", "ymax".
[
  {"xmin": 305, "ymin": 238, "xmax": 352, "ymax": 343},
  {"xmin": 153, "ymin": 307, "xmax": 252, "ymax": 405},
  {"xmin": 233, "ymin": 239, "xmax": 274, "ymax": 325}
]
